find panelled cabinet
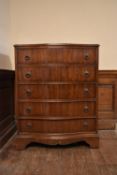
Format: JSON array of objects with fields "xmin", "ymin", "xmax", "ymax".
[
  {"xmin": 14, "ymin": 44, "xmax": 99, "ymax": 149},
  {"xmin": 0, "ymin": 70, "xmax": 16, "ymax": 149}
]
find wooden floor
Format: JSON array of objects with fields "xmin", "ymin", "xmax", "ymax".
[{"xmin": 0, "ymin": 131, "xmax": 117, "ymax": 175}]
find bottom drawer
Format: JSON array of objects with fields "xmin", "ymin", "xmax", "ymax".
[{"xmin": 18, "ymin": 119, "xmax": 96, "ymax": 133}]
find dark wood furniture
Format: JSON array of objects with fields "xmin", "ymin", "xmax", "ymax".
[
  {"xmin": 14, "ymin": 44, "xmax": 99, "ymax": 149},
  {"xmin": 0, "ymin": 70, "xmax": 16, "ymax": 149},
  {"xmin": 98, "ymin": 70, "xmax": 117, "ymax": 129}
]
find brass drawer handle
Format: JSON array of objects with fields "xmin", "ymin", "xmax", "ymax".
[
  {"xmin": 84, "ymin": 53, "xmax": 89, "ymax": 60},
  {"xmin": 84, "ymin": 87, "xmax": 89, "ymax": 94},
  {"xmin": 26, "ymin": 107, "xmax": 32, "ymax": 113},
  {"xmin": 24, "ymin": 56, "xmax": 31, "ymax": 61},
  {"xmin": 84, "ymin": 105, "xmax": 89, "ymax": 112},
  {"xmin": 83, "ymin": 121, "xmax": 88, "ymax": 127},
  {"xmin": 26, "ymin": 122, "xmax": 32, "ymax": 128},
  {"xmin": 26, "ymin": 89, "xmax": 32, "ymax": 95},
  {"xmin": 25, "ymin": 72, "xmax": 32, "ymax": 78},
  {"xmin": 84, "ymin": 70, "xmax": 89, "ymax": 77}
]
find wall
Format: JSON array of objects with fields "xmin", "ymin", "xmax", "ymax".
[
  {"xmin": 10, "ymin": 0, "xmax": 117, "ymax": 70},
  {"xmin": 0, "ymin": 0, "xmax": 12, "ymax": 69}
]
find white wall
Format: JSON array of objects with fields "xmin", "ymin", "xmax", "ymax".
[
  {"xmin": 0, "ymin": 0, "xmax": 12, "ymax": 69},
  {"xmin": 1, "ymin": 0, "xmax": 117, "ymax": 69}
]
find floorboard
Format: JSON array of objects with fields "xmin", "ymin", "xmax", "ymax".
[{"xmin": 0, "ymin": 131, "xmax": 117, "ymax": 175}]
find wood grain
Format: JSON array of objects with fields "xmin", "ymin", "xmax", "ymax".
[
  {"xmin": 14, "ymin": 44, "xmax": 99, "ymax": 149},
  {"xmin": 0, "ymin": 130, "xmax": 117, "ymax": 175},
  {"xmin": 98, "ymin": 70, "xmax": 117, "ymax": 129}
]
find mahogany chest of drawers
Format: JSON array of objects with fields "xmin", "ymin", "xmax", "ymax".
[{"xmin": 14, "ymin": 44, "xmax": 99, "ymax": 149}]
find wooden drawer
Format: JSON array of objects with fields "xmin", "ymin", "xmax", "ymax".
[
  {"xmin": 17, "ymin": 65, "xmax": 96, "ymax": 82},
  {"xmin": 17, "ymin": 47, "xmax": 97, "ymax": 64},
  {"xmin": 14, "ymin": 44, "xmax": 99, "ymax": 148},
  {"xmin": 18, "ymin": 84, "xmax": 96, "ymax": 99},
  {"xmin": 18, "ymin": 118, "xmax": 96, "ymax": 133},
  {"xmin": 17, "ymin": 101, "xmax": 96, "ymax": 117}
]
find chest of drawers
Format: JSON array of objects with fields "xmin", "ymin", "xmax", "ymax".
[{"xmin": 14, "ymin": 44, "xmax": 99, "ymax": 149}]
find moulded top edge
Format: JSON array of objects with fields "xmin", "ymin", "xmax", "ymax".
[{"xmin": 14, "ymin": 43, "xmax": 100, "ymax": 48}]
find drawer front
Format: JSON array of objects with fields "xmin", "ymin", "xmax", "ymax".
[
  {"xmin": 18, "ymin": 84, "xmax": 96, "ymax": 99},
  {"xmin": 17, "ymin": 101, "xmax": 96, "ymax": 117},
  {"xmin": 17, "ymin": 48, "xmax": 97, "ymax": 64},
  {"xmin": 17, "ymin": 65, "xmax": 96, "ymax": 82},
  {"xmin": 18, "ymin": 119, "xmax": 96, "ymax": 133}
]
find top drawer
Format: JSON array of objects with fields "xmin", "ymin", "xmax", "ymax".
[{"xmin": 16, "ymin": 47, "xmax": 97, "ymax": 64}]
